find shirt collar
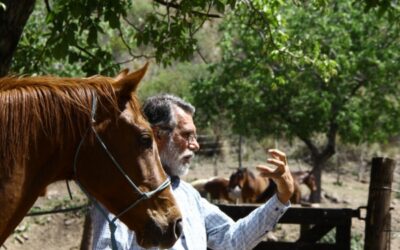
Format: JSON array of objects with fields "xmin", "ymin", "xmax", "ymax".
[{"xmin": 170, "ymin": 176, "xmax": 180, "ymax": 189}]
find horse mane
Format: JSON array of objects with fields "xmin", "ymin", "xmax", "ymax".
[{"xmin": 0, "ymin": 75, "xmax": 140, "ymax": 177}]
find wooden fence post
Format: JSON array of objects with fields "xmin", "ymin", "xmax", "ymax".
[
  {"xmin": 80, "ymin": 205, "xmax": 93, "ymax": 250},
  {"xmin": 364, "ymin": 157, "xmax": 396, "ymax": 250}
]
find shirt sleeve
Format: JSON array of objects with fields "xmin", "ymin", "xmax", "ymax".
[{"xmin": 205, "ymin": 194, "xmax": 289, "ymax": 250}]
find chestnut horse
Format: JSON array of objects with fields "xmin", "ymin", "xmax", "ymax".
[
  {"xmin": 204, "ymin": 177, "xmax": 233, "ymax": 203},
  {"xmin": 228, "ymin": 168, "xmax": 269, "ymax": 203},
  {"xmin": 291, "ymin": 170, "xmax": 317, "ymax": 193},
  {"xmin": 256, "ymin": 170, "xmax": 316, "ymax": 204},
  {"xmin": 0, "ymin": 65, "xmax": 182, "ymax": 249},
  {"xmin": 255, "ymin": 178, "xmax": 302, "ymax": 204},
  {"xmin": 191, "ymin": 177, "xmax": 234, "ymax": 203}
]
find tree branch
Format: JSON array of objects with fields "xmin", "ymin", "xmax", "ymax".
[
  {"xmin": 243, "ymin": 0, "xmax": 277, "ymax": 50},
  {"xmin": 153, "ymin": 0, "xmax": 222, "ymax": 18},
  {"xmin": 44, "ymin": 0, "xmax": 51, "ymax": 12},
  {"xmin": 196, "ymin": 47, "xmax": 208, "ymax": 63},
  {"xmin": 74, "ymin": 45, "xmax": 95, "ymax": 58},
  {"xmin": 116, "ymin": 55, "xmax": 155, "ymax": 65},
  {"xmin": 191, "ymin": 1, "xmax": 212, "ymax": 35},
  {"xmin": 299, "ymin": 135, "xmax": 320, "ymax": 157},
  {"xmin": 320, "ymin": 121, "xmax": 338, "ymax": 162},
  {"xmin": 118, "ymin": 26, "xmax": 135, "ymax": 57},
  {"xmin": 122, "ymin": 16, "xmax": 141, "ymax": 32}
]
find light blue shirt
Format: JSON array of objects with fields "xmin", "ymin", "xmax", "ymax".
[{"xmin": 92, "ymin": 177, "xmax": 289, "ymax": 250}]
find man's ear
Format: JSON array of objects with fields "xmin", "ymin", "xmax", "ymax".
[{"xmin": 114, "ymin": 63, "xmax": 149, "ymax": 109}]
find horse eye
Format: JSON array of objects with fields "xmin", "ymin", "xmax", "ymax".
[{"xmin": 140, "ymin": 134, "xmax": 153, "ymax": 149}]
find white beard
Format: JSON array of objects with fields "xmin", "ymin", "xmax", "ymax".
[{"xmin": 160, "ymin": 136, "xmax": 194, "ymax": 177}]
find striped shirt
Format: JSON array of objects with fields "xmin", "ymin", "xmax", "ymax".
[{"xmin": 91, "ymin": 177, "xmax": 289, "ymax": 250}]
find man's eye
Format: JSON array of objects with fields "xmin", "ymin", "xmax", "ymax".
[
  {"xmin": 182, "ymin": 132, "xmax": 197, "ymax": 141},
  {"xmin": 140, "ymin": 134, "xmax": 153, "ymax": 149}
]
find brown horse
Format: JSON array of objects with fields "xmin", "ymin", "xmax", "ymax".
[
  {"xmin": 204, "ymin": 177, "xmax": 233, "ymax": 203},
  {"xmin": 292, "ymin": 170, "xmax": 317, "ymax": 193},
  {"xmin": 254, "ymin": 178, "xmax": 302, "ymax": 204},
  {"xmin": 228, "ymin": 168, "xmax": 269, "ymax": 203},
  {"xmin": 0, "ymin": 65, "xmax": 182, "ymax": 248},
  {"xmin": 256, "ymin": 170, "xmax": 316, "ymax": 204},
  {"xmin": 191, "ymin": 177, "xmax": 233, "ymax": 203}
]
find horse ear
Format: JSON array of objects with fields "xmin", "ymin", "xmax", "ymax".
[
  {"xmin": 114, "ymin": 63, "xmax": 149, "ymax": 99},
  {"xmin": 114, "ymin": 68, "xmax": 130, "ymax": 82}
]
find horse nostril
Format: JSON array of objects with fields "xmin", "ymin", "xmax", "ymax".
[{"xmin": 174, "ymin": 218, "xmax": 183, "ymax": 238}]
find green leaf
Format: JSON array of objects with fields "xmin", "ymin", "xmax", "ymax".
[
  {"xmin": 52, "ymin": 40, "xmax": 69, "ymax": 59},
  {"xmin": 87, "ymin": 26, "xmax": 98, "ymax": 45},
  {"xmin": 0, "ymin": 2, "xmax": 6, "ymax": 11}
]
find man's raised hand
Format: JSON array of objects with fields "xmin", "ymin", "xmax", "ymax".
[{"xmin": 256, "ymin": 149, "xmax": 294, "ymax": 204}]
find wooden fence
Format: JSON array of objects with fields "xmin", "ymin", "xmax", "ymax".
[
  {"xmin": 216, "ymin": 157, "xmax": 396, "ymax": 250},
  {"xmin": 217, "ymin": 204, "xmax": 363, "ymax": 250}
]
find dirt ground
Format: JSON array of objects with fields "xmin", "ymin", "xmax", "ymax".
[{"xmin": 2, "ymin": 155, "xmax": 399, "ymax": 250}]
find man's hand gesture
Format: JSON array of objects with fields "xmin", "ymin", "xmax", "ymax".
[{"xmin": 256, "ymin": 149, "xmax": 294, "ymax": 204}]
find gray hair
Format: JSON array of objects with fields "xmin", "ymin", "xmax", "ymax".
[{"xmin": 142, "ymin": 94, "xmax": 195, "ymax": 131}]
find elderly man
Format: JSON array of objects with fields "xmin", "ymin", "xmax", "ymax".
[{"xmin": 91, "ymin": 94, "xmax": 294, "ymax": 250}]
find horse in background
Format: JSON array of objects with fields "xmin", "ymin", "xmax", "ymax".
[
  {"xmin": 191, "ymin": 177, "xmax": 234, "ymax": 203},
  {"xmin": 204, "ymin": 177, "xmax": 234, "ymax": 203},
  {"xmin": 255, "ymin": 178, "xmax": 302, "ymax": 204},
  {"xmin": 292, "ymin": 170, "xmax": 317, "ymax": 193},
  {"xmin": 0, "ymin": 65, "xmax": 182, "ymax": 249},
  {"xmin": 228, "ymin": 168, "xmax": 270, "ymax": 203},
  {"xmin": 256, "ymin": 170, "xmax": 317, "ymax": 204}
]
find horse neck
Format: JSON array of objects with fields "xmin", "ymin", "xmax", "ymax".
[
  {"xmin": 27, "ymin": 130, "xmax": 78, "ymax": 183},
  {"xmin": 0, "ymin": 130, "xmax": 78, "ymax": 244},
  {"xmin": 242, "ymin": 171, "xmax": 257, "ymax": 190},
  {"xmin": 245, "ymin": 171, "xmax": 268, "ymax": 192}
]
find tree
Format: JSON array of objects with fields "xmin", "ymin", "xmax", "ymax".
[
  {"xmin": 1, "ymin": 0, "xmax": 395, "ymax": 77},
  {"xmin": 0, "ymin": 0, "xmax": 231, "ymax": 77},
  {"xmin": 191, "ymin": 0, "xmax": 400, "ymax": 202}
]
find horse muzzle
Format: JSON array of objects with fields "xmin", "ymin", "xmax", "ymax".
[
  {"xmin": 229, "ymin": 186, "xmax": 242, "ymax": 199},
  {"xmin": 139, "ymin": 216, "xmax": 183, "ymax": 248}
]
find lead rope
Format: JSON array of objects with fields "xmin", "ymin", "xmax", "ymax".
[
  {"xmin": 66, "ymin": 180, "xmax": 73, "ymax": 200},
  {"xmin": 73, "ymin": 93, "xmax": 171, "ymax": 250}
]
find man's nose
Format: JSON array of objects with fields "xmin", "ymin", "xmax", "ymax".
[{"xmin": 189, "ymin": 139, "xmax": 200, "ymax": 152}]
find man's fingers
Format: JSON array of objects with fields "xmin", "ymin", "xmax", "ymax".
[
  {"xmin": 256, "ymin": 163, "xmax": 284, "ymax": 178},
  {"xmin": 268, "ymin": 149, "xmax": 287, "ymax": 164},
  {"xmin": 267, "ymin": 158, "xmax": 285, "ymax": 168},
  {"xmin": 268, "ymin": 148, "xmax": 285, "ymax": 156},
  {"xmin": 256, "ymin": 165, "xmax": 275, "ymax": 175}
]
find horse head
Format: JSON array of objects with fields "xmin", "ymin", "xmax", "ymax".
[
  {"xmin": 74, "ymin": 64, "xmax": 182, "ymax": 248},
  {"xmin": 303, "ymin": 171, "xmax": 317, "ymax": 192},
  {"xmin": 228, "ymin": 168, "xmax": 248, "ymax": 199}
]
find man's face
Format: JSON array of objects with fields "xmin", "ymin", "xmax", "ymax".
[{"xmin": 158, "ymin": 107, "xmax": 200, "ymax": 177}]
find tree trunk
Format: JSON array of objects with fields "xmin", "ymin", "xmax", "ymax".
[
  {"xmin": 0, "ymin": 0, "xmax": 36, "ymax": 76},
  {"xmin": 238, "ymin": 135, "xmax": 243, "ymax": 169},
  {"xmin": 310, "ymin": 163, "xmax": 322, "ymax": 202}
]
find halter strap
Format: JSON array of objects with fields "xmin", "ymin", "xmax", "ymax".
[{"xmin": 73, "ymin": 92, "xmax": 171, "ymax": 250}]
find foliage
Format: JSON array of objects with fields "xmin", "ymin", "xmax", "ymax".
[
  {"xmin": 8, "ymin": 0, "xmax": 399, "ymax": 77},
  {"xmin": 0, "ymin": 1, "xmax": 6, "ymax": 11},
  {"xmin": 10, "ymin": 0, "xmax": 229, "ymax": 76},
  {"xmin": 350, "ymin": 233, "xmax": 364, "ymax": 250},
  {"xmin": 192, "ymin": 0, "xmax": 400, "ymax": 145},
  {"xmin": 138, "ymin": 63, "xmax": 207, "ymax": 101},
  {"xmin": 317, "ymin": 229, "xmax": 363, "ymax": 250},
  {"xmin": 191, "ymin": 0, "xmax": 399, "ymax": 202},
  {"xmin": 10, "ymin": 0, "xmax": 134, "ymax": 76},
  {"xmin": 360, "ymin": 0, "xmax": 400, "ymax": 19}
]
